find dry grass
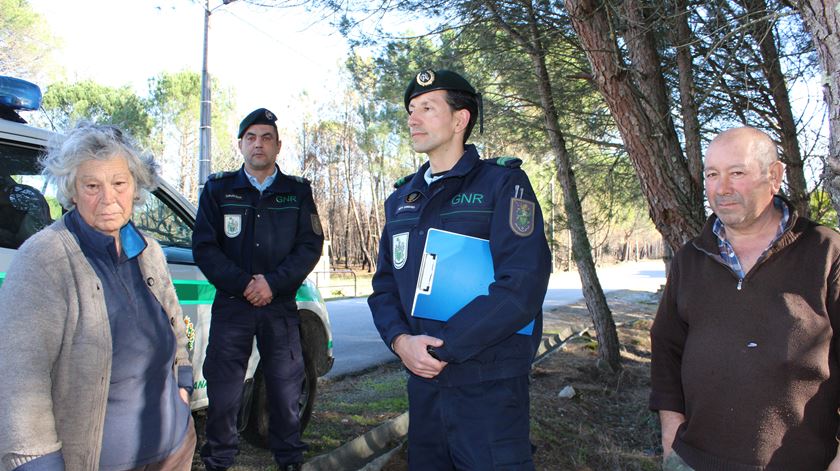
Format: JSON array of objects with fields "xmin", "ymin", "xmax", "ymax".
[
  {"xmin": 382, "ymin": 291, "xmax": 662, "ymax": 471},
  {"xmin": 190, "ymin": 290, "xmax": 663, "ymax": 470}
]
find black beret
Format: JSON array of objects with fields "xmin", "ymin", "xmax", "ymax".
[
  {"xmin": 238, "ymin": 108, "xmax": 277, "ymax": 139},
  {"xmin": 403, "ymin": 69, "xmax": 477, "ymax": 110}
]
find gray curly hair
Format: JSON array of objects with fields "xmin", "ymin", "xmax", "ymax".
[{"xmin": 40, "ymin": 121, "xmax": 160, "ymax": 210}]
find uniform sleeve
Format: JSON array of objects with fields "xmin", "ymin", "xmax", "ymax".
[
  {"xmin": 192, "ymin": 182, "xmax": 252, "ymax": 297},
  {"xmin": 649, "ymin": 258, "xmax": 688, "ymax": 413},
  {"xmin": 368, "ymin": 217, "xmax": 412, "ymax": 353},
  {"xmin": 0, "ymin": 251, "xmax": 65, "ymax": 467},
  {"xmin": 434, "ymin": 170, "xmax": 551, "ymax": 363},
  {"xmin": 263, "ymin": 185, "xmax": 325, "ymax": 296}
]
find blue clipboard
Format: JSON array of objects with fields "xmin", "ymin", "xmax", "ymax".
[{"xmin": 410, "ymin": 228, "xmax": 534, "ymax": 335}]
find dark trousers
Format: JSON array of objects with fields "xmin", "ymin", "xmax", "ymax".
[
  {"xmin": 407, "ymin": 374, "xmax": 534, "ymax": 471},
  {"xmin": 200, "ymin": 298, "xmax": 306, "ymax": 469}
]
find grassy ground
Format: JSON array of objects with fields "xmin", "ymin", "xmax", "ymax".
[
  {"xmin": 317, "ymin": 270, "xmax": 374, "ymax": 300},
  {"xmin": 304, "ymin": 362, "xmax": 408, "ymax": 455},
  {"xmin": 190, "ymin": 290, "xmax": 662, "ymax": 470},
  {"xmin": 381, "ymin": 291, "xmax": 662, "ymax": 471}
]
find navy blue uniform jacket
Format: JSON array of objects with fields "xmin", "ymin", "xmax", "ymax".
[
  {"xmin": 192, "ymin": 165, "xmax": 324, "ymax": 305},
  {"xmin": 369, "ymin": 145, "xmax": 551, "ymax": 386}
]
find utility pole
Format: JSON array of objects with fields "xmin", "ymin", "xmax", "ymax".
[{"xmin": 198, "ymin": 0, "xmax": 237, "ymax": 195}]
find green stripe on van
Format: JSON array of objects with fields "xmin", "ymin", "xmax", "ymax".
[
  {"xmin": 295, "ymin": 281, "xmax": 323, "ymax": 304},
  {"xmin": 173, "ymin": 279, "xmax": 217, "ymax": 305},
  {"xmin": 0, "ymin": 272, "xmax": 5, "ymax": 288},
  {"xmin": 173, "ymin": 279, "xmax": 323, "ymax": 304}
]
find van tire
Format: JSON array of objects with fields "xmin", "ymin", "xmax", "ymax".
[{"xmin": 243, "ymin": 352, "xmax": 317, "ymax": 448}]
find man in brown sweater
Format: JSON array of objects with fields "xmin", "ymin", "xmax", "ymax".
[{"xmin": 650, "ymin": 127, "xmax": 840, "ymax": 471}]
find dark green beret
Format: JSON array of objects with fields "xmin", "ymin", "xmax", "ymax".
[
  {"xmin": 404, "ymin": 69, "xmax": 477, "ymax": 110},
  {"xmin": 238, "ymin": 108, "xmax": 277, "ymax": 139}
]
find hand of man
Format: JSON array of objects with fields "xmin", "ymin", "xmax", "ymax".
[
  {"xmin": 392, "ymin": 334, "xmax": 447, "ymax": 378},
  {"xmin": 243, "ymin": 274, "xmax": 273, "ymax": 307},
  {"xmin": 659, "ymin": 410, "xmax": 686, "ymax": 459},
  {"xmin": 827, "ymin": 444, "xmax": 840, "ymax": 471},
  {"xmin": 179, "ymin": 387, "xmax": 190, "ymax": 405}
]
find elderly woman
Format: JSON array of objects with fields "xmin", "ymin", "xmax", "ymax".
[{"xmin": 0, "ymin": 122, "xmax": 195, "ymax": 471}]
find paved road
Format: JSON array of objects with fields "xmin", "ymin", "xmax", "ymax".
[
  {"xmin": 543, "ymin": 259, "xmax": 666, "ymax": 309},
  {"xmin": 323, "ymin": 260, "xmax": 667, "ymax": 379}
]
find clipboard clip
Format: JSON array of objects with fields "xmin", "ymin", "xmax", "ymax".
[{"xmin": 416, "ymin": 251, "xmax": 437, "ymax": 295}]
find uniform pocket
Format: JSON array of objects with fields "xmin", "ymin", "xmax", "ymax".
[
  {"xmin": 441, "ymin": 211, "xmax": 492, "ymax": 239},
  {"xmin": 490, "ymin": 438, "xmax": 534, "ymax": 470}
]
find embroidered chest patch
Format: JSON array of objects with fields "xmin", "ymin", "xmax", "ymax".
[
  {"xmin": 509, "ymin": 198, "xmax": 535, "ymax": 237},
  {"xmin": 224, "ymin": 214, "xmax": 242, "ymax": 238},
  {"xmin": 392, "ymin": 232, "xmax": 409, "ymax": 269}
]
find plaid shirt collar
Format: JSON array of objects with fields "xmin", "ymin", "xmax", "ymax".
[{"xmin": 712, "ymin": 196, "xmax": 789, "ymax": 279}]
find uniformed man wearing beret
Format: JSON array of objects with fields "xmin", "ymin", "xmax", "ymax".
[
  {"xmin": 368, "ymin": 70, "xmax": 551, "ymax": 469},
  {"xmin": 192, "ymin": 108, "xmax": 324, "ymax": 471}
]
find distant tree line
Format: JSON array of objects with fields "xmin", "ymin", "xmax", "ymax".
[{"xmin": 6, "ymin": 0, "xmax": 839, "ymax": 372}]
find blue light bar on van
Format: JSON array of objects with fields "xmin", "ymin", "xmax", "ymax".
[{"xmin": 0, "ymin": 76, "xmax": 42, "ymax": 111}]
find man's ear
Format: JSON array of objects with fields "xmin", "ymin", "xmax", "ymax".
[
  {"xmin": 454, "ymin": 108, "xmax": 470, "ymax": 134},
  {"xmin": 769, "ymin": 160, "xmax": 785, "ymax": 191}
]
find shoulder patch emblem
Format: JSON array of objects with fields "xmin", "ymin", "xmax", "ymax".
[
  {"xmin": 224, "ymin": 214, "xmax": 242, "ymax": 238},
  {"xmin": 392, "ymin": 232, "xmax": 409, "ymax": 269},
  {"xmin": 311, "ymin": 214, "xmax": 323, "ymax": 236},
  {"xmin": 405, "ymin": 191, "xmax": 421, "ymax": 203},
  {"xmin": 509, "ymin": 198, "xmax": 535, "ymax": 237}
]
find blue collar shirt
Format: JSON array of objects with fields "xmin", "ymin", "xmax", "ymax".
[{"xmin": 244, "ymin": 165, "xmax": 278, "ymax": 194}]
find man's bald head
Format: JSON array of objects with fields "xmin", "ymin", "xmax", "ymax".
[{"xmin": 708, "ymin": 127, "xmax": 779, "ymax": 172}]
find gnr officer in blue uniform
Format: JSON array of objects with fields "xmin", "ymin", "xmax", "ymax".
[
  {"xmin": 369, "ymin": 70, "xmax": 551, "ymax": 470},
  {"xmin": 193, "ymin": 108, "xmax": 324, "ymax": 471}
]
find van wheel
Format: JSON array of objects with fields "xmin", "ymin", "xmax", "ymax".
[{"xmin": 243, "ymin": 353, "xmax": 317, "ymax": 448}]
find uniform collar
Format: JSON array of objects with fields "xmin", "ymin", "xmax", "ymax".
[
  {"xmin": 406, "ymin": 144, "xmax": 481, "ymax": 191},
  {"xmin": 233, "ymin": 164, "xmax": 292, "ymax": 194},
  {"xmin": 244, "ymin": 166, "xmax": 278, "ymax": 193}
]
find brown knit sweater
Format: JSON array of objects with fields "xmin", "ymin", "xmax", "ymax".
[{"xmin": 650, "ymin": 206, "xmax": 840, "ymax": 471}]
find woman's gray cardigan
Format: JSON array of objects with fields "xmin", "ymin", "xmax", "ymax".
[{"xmin": 0, "ymin": 216, "xmax": 192, "ymax": 470}]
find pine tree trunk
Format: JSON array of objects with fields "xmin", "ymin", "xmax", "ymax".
[
  {"xmin": 566, "ymin": 0, "xmax": 706, "ymax": 252},
  {"xmin": 742, "ymin": 0, "xmax": 810, "ymax": 217},
  {"xmin": 794, "ymin": 0, "xmax": 840, "ymax": 218}
]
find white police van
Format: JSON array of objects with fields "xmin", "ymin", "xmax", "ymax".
[{"xmin": 0, "ymin": 76, "xmax": 334, "ymax": 445}]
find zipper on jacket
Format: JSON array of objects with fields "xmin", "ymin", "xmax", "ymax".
[{"xmin": 737, "ymin": 279, "xmax": 743, "ymax": 290}]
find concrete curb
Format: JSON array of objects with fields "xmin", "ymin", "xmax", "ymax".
[
  {"xmin": 303, "ymin": 412, "xmax": 408, "ymax": 471},
  {"xmin": 303, "ymin": 324, "xmax": 590, "ymax": 471}
]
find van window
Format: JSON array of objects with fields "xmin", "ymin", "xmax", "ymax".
[
  {"xmin": 134, "ymin": 193, "xmax": 192, "ymax": 248},
  {"xmin": 0, "ymin": 140, "xmax": 192, "ymax": 250},
  {"xmin": 0, "ymin": 142, "xmax": 59, "ymax": 249}
]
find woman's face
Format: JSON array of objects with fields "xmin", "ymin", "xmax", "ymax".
[{"xmin": 73, "ymin": 156, "xmax": 136, "ymax": 238}]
